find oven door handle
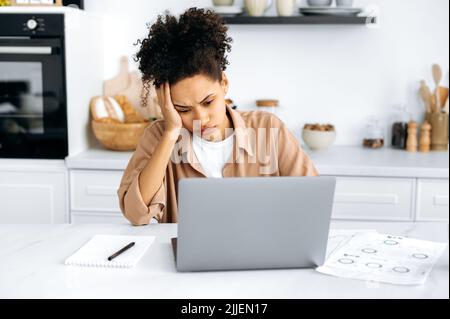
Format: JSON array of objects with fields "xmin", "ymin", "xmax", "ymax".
[{"xmin": 0, "ymin": 46, "xmax": 53, "ymax": 55}]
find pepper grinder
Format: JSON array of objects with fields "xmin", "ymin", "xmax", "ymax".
[
  {"xmin": 419, "ymin": 121, "xmax": 432, "ymax": 153},
  {"xmin": 406, "ymin": 121, "xmax": 418, "ymax": 152}
]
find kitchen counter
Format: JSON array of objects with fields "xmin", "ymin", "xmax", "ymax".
[
  {"xmin": 0, "ymin": 158, "xmax": 66, "ymax": 171},
  {"xmin": 66, "ymin": 146, "xmax": 449, "ymax": 179},
  {"xmin": 0, "ymin": 221, "xmax": 448, "ymax": 299},
  {"xmin": 308, "ymin": 146, "xmax": 449, "ymax": 179}
]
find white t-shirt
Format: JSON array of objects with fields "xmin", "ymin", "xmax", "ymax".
[{"xmin": 192, "ymin": 133, "xmax": 235, "ymax": 178}]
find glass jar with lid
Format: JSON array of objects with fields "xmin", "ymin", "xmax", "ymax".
[
  {"xmin": 363, "ymin": 117, "xmax": 385, "ymax": 149},
  {"xmin": 255, "ymin": 99, "xmax": 288, "ymax": 122}
]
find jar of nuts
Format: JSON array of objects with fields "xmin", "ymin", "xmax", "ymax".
[{"xmin": 363, "ymin": 118, "xmax": 385, "ymax": 149}]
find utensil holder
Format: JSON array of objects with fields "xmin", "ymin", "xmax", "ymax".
[{"xmin": 425, "ymin": 112, "xmax": 449, "ymax": 151}]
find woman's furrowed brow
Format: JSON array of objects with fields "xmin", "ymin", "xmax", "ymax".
[
  {"xmin": 174, "ymin": 93, "xmax": 215, "ymax": 107},
  {"xmin": 199, "ymin": 93, "xmax": 215, "ymax": 103}
]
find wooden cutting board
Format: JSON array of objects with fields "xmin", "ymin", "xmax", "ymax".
[
  {"xmin": 119, "ymin": 71, "xmax": 141, "ymax": 111},
  {"xmin": 116, "ymin": 71, "xmax": 162, "ymax": 120},
  {"xmin": 103, "ymin": 56, "xmax": 131, "ymax": 97},
  {"xmin": 103, "ymin": 56, "xmax": 163, "ymax": 120}
]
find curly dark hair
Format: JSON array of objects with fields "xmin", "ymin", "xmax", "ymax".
[{"xmin": 134, "ymin": 7, "xmax": 233, "ymax": 106}]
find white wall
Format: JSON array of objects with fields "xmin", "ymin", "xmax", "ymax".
[{"xmin": 84, "ymin": 0, "xmax": 449, "ymax": 145}]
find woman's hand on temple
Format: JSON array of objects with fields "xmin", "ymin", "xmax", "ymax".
[{"xmin": 156, "ymin": 82, "xmax": 182, "ymax": 137}]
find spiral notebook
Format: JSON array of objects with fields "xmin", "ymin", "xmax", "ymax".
[{"xmin": 65, "ymin": 235, "xmax": 155, "ymax": 268}]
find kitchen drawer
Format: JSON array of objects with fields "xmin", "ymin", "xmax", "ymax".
[
  {"xmin": 331, "ymin": 177, "xmax": 414, "ymax": 221},
  {"xmin": 71, "ymin": 211, "xmax": 127, "ymax": 224},
  {"xmin": 0, "ymin": 168, "xmax": 68, "ymax": 224},
  {"xmin": 416, "ymin": 179, "xmax": 449, "ymax": 221},
  {"xmin": 70, "ymin": 170, "xmax": 123, "ymax": 213}
]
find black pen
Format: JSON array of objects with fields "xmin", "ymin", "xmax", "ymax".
[{"xmin": 107, "ymin": 242, "xmax": 135, "ymax": 261}]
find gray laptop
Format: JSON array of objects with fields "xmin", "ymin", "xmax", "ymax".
[{"xmin": 173, "ymin": 176, "xmax": 336, "ymax": 272}]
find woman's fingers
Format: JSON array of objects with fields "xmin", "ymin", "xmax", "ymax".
[
  {"xmin": 156, "ymin": 85, "xmax": 164, "ymax": 108},
  {"xmin": 164, "ymin": 82, "xmax": 173, "ymax": 108},
  {"xmin": 156, "ymin": 82, "xmax": 182, "ymax": 132}
]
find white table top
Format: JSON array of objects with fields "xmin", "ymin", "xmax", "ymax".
[
  {"xmin": 0, "ymin": 221, "xmax": 448, "ymax": 299},
  {"xmin": 65, "ymin": 146, "xmax": 449, "ymax": 179}
]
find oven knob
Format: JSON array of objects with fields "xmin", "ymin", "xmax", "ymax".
[{"xmin": 26, "ymin": 19, "xmax": 39, "ymax": 31}]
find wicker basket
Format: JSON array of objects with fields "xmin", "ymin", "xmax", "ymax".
[{"xmin": 92, "ymin": 120, "xmax": 151, "ymax": 151}]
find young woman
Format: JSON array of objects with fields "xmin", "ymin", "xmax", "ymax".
[{"xmin": 118, "ymin": 8, "xmax": 318, "ymax": 226}]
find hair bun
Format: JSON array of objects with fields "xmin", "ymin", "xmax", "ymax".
[{"xmin": 135, "ymin": 7, "xmax": 233, "ymax": 90}]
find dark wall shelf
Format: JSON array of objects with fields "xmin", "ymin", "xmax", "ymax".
[{"xmin": 222, "ymin": 15, "xmax": 376, "ymax": 25}]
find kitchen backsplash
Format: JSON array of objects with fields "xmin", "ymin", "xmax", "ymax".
[{"xmin": 83, "ymin": 0, "xmax": 449, "ymax": 145}]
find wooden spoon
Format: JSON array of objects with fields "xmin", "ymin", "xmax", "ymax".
[
  {"xmin": 419, "ymin": 80, "xmax": 432, "ymax": 113},
  {"xmin": 432, "ymin": 64, "xmax": 443, "ymax": 112},
  {"xmin": 438, "ymin": 86, "xmax": 449, "ymax": 110}
]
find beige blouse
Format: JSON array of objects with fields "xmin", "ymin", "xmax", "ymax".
[{"xmin": 117, "ymin": 105, "xmax": 319, "ymax": 225}]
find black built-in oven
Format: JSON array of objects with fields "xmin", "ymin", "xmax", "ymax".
[
  {"xmin": 62, "ymin": 0, "xmax": 84, "ymax": 9},
  {"xmin": 0, "ymin": 14, "xmax": 68, "ymax": 159}
]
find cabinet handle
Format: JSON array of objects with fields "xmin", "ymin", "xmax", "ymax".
[
  {"xmin": 86, "ymin": 186, "xmax": 117, "ymax": 197},
  {"xmin": 335, "ymin": 193, "xmax": 399, "ymax": 205},
  {"xmin": 0, "ymin": 46, "xmax": 52, "ymax": 54},
  {"xmin": 433, "ymin": 195, "xmax": 449, "ymax": 206}
]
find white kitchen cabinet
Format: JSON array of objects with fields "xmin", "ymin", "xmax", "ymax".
[
  {"xmin": 330, "ymin": 176, "xmax": 415, "ymax": 221},
  {"xmin": 68, "ymin": 170, "xmax": 447, "ymax": 224},
  {"xmin": 70, "ymin": 170, "xmax": 123, "ymax": 212},
  {"xmin": 65, "ymin": 147, "xmax": 449, "ymax": 224},
  {"xmin": 0, "ymin": 161, "xmax": 68, "ymax": 224},
  {"xmin": 69, "ymin": 169, "xmax": 127, "ymax": 224},
  {"xmin": 416, "ymin": 179, "xmax": 449, "ymax": 221}
]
